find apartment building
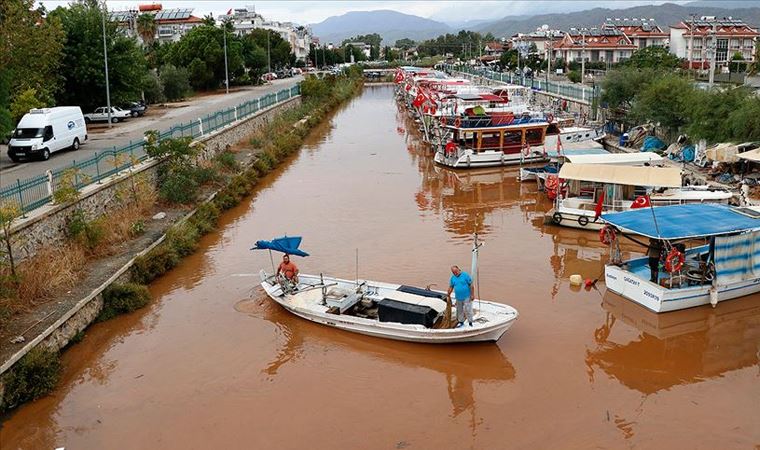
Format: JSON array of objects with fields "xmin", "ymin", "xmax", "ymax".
[{"xmin": 670, "ymin": 16, "xmax": 759, "ymax": 69}]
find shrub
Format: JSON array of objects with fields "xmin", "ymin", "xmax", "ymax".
[
  {"xmin": 131, "ymin": 244, "xmax": 180, "ymax": 284},
  {"xmin": 97, "ymin": 282, "xmax": 151, "ymax": 321},
  {"xmin": 159, "ymin": 169, "xmax": 199, "ymax": 204},
  {"xmin": 166, "ymin": 222, "xmax": 200, "ymax": 257},
  {"xmin": 0, "ymin": 348, "xmax": 61, "ymax": 411},
  {"xmin": 142, "ymin": 71, "xmax": 165, "ymax": 104},
  {"xmin": 214, "ymin": 151, "xmax": 239, "ymax": 172},
  {"xmin": 192, "ymin": 202, "xmax": 220, "ymax": 234},
  {"xmin": 567, "ymin": 70, "xmax": 581, "ymax": 83},
  {"xmin": 160, "ymin": 64, "xmax": 192, "ymax": 101},
  {"xmin": 67, "ymin": 210, "xmax": 105, "ymax": 252}
]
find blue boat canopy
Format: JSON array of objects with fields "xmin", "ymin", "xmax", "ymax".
[
  {"xmin": 251, "ymin": 236, "xmax": 309, "ymax": 257},
  {"xmin": 601, "ymin": 204, "xmax": 760, "ymax": 240}
]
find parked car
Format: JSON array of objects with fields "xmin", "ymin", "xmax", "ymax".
[
  {"xmin": 84, "ymin": 106, "xmax": 131, "ymax": 123},
  {"xmin": 122, "ymin": 101, "xmax": 147, "ymax": 117},
  {"xmin": 261, "ymin": 72, "xmax": 278, "ymax": 82},
  {"xmin": 7, "ymin": 107, "xmax": 87, "ymax": 162}
]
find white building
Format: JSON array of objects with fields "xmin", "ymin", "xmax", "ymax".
[
  {"xmin": 344, "ymin": 42, "xmax": 372, "ymax": 58},
  {"xmin": 110, "ymin": 5, "xmax": 204, "ymax": 43},
  {"xmin": 510, "ymin": 26, "xmax": 565, "ymax": 59},
  {"xmin": 220, "ymin": 6, "xmax": 312, "ymax": 62},
  {"xmin": 670, "ymin": 16, "xmax": 759, "ymax": 69}
]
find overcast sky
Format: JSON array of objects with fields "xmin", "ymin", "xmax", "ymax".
[{"xmin": 37, "ymin": 0, "xmax": 695, "ymax": 25}]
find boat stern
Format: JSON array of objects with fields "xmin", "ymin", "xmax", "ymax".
[{"xmin": 605, "ymin": 263, "xmax": 666, "ymax": 313}]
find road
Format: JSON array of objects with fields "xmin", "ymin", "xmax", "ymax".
[{"xmin": 0, "ymin": 77, "xmax": 301, "ymax": 187}]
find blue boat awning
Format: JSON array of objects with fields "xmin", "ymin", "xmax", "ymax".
[
  {"xmin": 251, "ymin": 236, "xmax": 309, "ymax": 257},
  {"xmin": 601, "ymin": 204, "xmax": 760, "ymax": 240}
]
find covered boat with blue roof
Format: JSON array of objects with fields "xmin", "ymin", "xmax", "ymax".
[{"xmin": 601, "ymin": 203, "xmax": 760, "ymax": 313}]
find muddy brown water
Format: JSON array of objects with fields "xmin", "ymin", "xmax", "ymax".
[{"xmin": 2, "ymin": 86, "xmax": 758, "ymax": 449}]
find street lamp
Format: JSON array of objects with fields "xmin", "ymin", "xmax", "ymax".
[
  {"xmin": 101, "ymin": 2, "xmax": 112, "ymax": 128},
  {"xmin": 222, "ymin": 21, "xmax": 229, "ymax": 94},
  {"xmin": 581, "ymin": 28, "xmax": 587, "ymax": 85}
]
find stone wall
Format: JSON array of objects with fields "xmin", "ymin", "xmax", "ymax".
[{"xmin": 6, "ymin": 96, "xmax": 301, "ymax": 263}]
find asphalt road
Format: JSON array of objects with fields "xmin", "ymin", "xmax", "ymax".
[{"xmin": 0, "ymin": 77, "xmax": 301, "ymax": 188}]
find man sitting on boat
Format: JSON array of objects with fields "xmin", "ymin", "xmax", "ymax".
[
  {"xmin": 276, "ymin": 254, "xmax": 299, "ymax": 290},
  {"xmin": 448, "ymin": 265, "xmax": 475, "ymax": 328}
]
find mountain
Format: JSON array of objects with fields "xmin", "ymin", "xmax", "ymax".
[
  {"xmin": 310, "ymin": 10, "xmax": 451, "ymax": 46},
  {"xmin": 686, "ymin": 1, "xmax": 760, "ymax": 9},
  {"xmin": 477, "ymin": 2, "xmax": 760, "ymax": 38}
]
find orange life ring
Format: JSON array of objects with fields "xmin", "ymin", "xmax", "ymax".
[
  {"xmin": 546, "ymin": 113, "xmax": 554, "ymax": 123},
  {"xmin": 665, "ymin": 248, "xmax": 685, "ymax": 273},
  {"xmin": 599, "ymin": 226, "xmax": 616, "ymax": 245},
  {"xmin": 441, "ymin": 116, "xmax": 447, "ymax": 125},
  {"xmin": 454, "ymin": 117, "xmax": 462, "ymax": 128},
  {"xmin": 545, "ymin": 175, "xmax": 559, "ymax": 191}
]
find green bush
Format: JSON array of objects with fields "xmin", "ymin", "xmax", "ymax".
[
  {"xmin": 160, "ymin": 64, "xmax": 192, "ymax": 101},
  {"xmin": 166, "ymin": 222, "xmax": 200, "ymax": 257},
  {"xmin": 131, "ymin": 244, "xmax": 180, "ymax": 284},
  {"xmin": 192, "ymin": 202, "xmax": 220, "ymax": 234},
  {"xmin": 142, "ymin": 71, "xmax": 165, "ymax": 104},
  {"xmin": 214, "ymin": 151, "xmax": 239, "ymax": 172},
  {"xmin": 97, "ymin": 282, "xmax": 151, "ymax": 321},
  {"xmin": 159, "ymin": 169, "xmax": 199, "ymax": 204},
  {"xmin": 567, "ymin": 70, "xmax": 581, "ymax": 83},
  {"xmin": 67, "ymin": 209, "xmax": 105, "ymax": 251},
  {"xmin": 1, "ymin": 348, "xmax": 61, "ymax": 411}
]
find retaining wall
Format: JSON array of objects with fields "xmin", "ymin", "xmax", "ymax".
[{"xmin": 6, "ymin": 97, "xmax": 301, "ymax": 263}]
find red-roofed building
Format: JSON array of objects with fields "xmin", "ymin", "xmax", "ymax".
[
  {"xmin": 552, "ymin": 28, "xmax": 636, "ymax": 64},
  {"xmin": 670, "ymin": 16, "xmax": 759, "ymax": 69},
  {"xmin": 602, "ymin": 18, "xmax": 669, "ymax": 48}
]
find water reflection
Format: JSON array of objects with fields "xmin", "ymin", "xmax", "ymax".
[
  {"xmin": 235, "ymin": 292, "xmax": 515, "ymax": 433},
  {"xmin": 587, "ymin": 292, "xmax": 760, "ymax": 394}
]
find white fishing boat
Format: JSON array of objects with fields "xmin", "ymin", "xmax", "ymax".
[
  {"xmin": 518, "ymin": 150, "xmax": 661, "ymax": 183},
  {"xmin": 601, "ymin": 204, "xmax": 760, "ymax": 312},
  {"xmin": 547, "ymin": 163, "xmax": 732, "ymax": 231},
  {"xmin": 254, "ymin": 236, "xmax": 518, "ymax": 344}
]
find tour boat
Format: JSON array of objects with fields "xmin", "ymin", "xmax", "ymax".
[
  {"xmin": 547, "ymin": 163, "xmax": 732, "ymax": 231},
  {"xmin": 601, "ymin": 203, "xmax": 760, "ymax": 312},
  {"xmin": 518, "ymin": 151, "xmax": 662, "ymax": 183},
  {"xmin": 254, "ymin": 236, "xmax": 518, "ymax": 344}
]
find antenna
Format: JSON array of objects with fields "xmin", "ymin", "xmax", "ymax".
[{"xmin": 355, "ymin": 248, "xmax": 359, "ymax": 288}]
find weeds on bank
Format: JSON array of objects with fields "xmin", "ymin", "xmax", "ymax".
[
  {"xmin": 97, "ymin": 282, "xmax": 151, "ymax": 322},
  {"xmin": 0, "ymin": 347, "xmax": 62, "ymax": 411}
]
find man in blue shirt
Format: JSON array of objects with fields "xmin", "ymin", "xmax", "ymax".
[{"xmin": 447, "ymin": 265, "xmax": 475, "ymax": 328}]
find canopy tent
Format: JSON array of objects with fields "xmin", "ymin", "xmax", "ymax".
[
  {"xmin": 601, "ymin": 204, "xmax": 760, "ymax": 240},
  {"xmin": 558, "ymin": 163, "xmax": 681, "ymax": 187},
  {"xmin": 479, "ymin": 94, "xmax": 507, "ymax": 102},
  {"xmin": 251, "ymin": 236, "xmax": 309, "ymax": 257},
  {"xmin": 736, "ymin": 148, "xmax": 760, "ymax": 163},
  {"xmin": 563, "ymin": 152, "xmax": 663, "ymax": 165}
]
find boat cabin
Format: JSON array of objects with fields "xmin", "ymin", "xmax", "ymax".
[
  {"xmin": 447, "ymin": 122, "xmax": 549, "ymax": 155},
  {"xmin": 602, "ymin": 204, "xmax": 760, "ymax": 313}
]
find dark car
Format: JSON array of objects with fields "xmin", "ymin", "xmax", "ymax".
[{"xmin": 122, "ymin": 101, "xmax": 147, "ymax": 118}]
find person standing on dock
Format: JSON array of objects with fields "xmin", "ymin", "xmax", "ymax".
[{"xmin": 448, "ymin": 265, "xmax": 475, "ymax": 328}]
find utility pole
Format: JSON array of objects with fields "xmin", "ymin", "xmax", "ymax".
[
  {"xmin": 546, "ymin": 33, "xmax": 552, "ymax": 86},
  {"xmin": 688, "ymin": 14, "xmax": 695, "ymax": 78},
  {"xmin": 223, "ymin": 21, "xmax": 229, "ymax": 94},
  {"xmin": 708, "ymin": 22, "xmax": 717, "ymax": 87},
  {"xmin": 267, "ymin": 29, "xmax": 272, "ymax": 74},
  {"xmin": 101, "ymin": 3, "xmax": 112, "ymax": 128},
  {"xmin": 581, "ymin": 28, "xmax": 586, "ymax": 84}
]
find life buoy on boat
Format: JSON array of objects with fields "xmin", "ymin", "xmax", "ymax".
[
  {"xmin": 552, "ymin": 212, "xmax": 563, "ymax": 224},
  {"xmin": 665, "ymin": 248, "xmax": 685, "ymax": 273},
  {"xmin": 599, "ymin": 226, "xmax": 617, "ymax": 245},
  {"xmin": 454, "ymin": 117, "xmax": 462, "ymax": 128},
  {"xmin": 441, "ymin": 116, "xmax": 447, "ymax": 125},
  {"xmin": 546, "ymin": 113, "xmax": 554, "ymax": 123},
  {"xmin": 445, "ymin": 141, "xmax": 457, "ymax": 156},
  {"xmin": 578, "ymin": 215, "xmax": 589, "ymax": 227},
  {"xmin": 545, "ymin": 175, "xmax": 559, "ymax": 191}
]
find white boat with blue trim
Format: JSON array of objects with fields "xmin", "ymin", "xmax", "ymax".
[
  {"xmin": 254, "ymin": 236, "xmax": 518, "ymax": 343},
  {"xmin": 602, "ymin": 203, "xmax": 760, "ymax": 313}
]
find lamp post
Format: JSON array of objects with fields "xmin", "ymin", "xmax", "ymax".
[
  {"xmin": 101, "ymin": 3, "xmax": 112, "ymax": 128},
  {"xmin": 223, "ymin": 21, "xmax": 229, "ymax": 94},
  {"xmin": 581, "ymin": 28, "xmax": 586, "ymax": 85}
]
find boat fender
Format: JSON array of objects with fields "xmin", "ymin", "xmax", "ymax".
[
  {"xmin": 599, "ymin": 226, "xmax": 616, "ymax": 245},
  {"xmin": 466, "ymin": 155, "xmax": 471, "ymax": 167},
  {"xmin": 441, "ymin": 116, "xmax": 447, "ymax": 126},
  {"xmin": 522, "ymin": 143, "xmax": 530, "ymax": 157},
  {"xmin": 552, "ymin": 212, "xmax": 563, "ymax": 224},
  {"xmin": 569, "ymin": 274, "xmax": 582, "ymax": 286},
  {"xmin": 577, "ymin": 215, "xmax": 589, "ymax": 227},
  {"xmin": 665, "ymin": 248, "xmax": 685, "ymax": 273}
]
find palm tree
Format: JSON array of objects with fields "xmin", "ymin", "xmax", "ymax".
[{"xmin": 136, "ymin": 13, "xmax": 156, "ymax": 46}]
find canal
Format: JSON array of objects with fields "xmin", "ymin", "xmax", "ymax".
[{"xmin": 2, "ymin": 85, "xmax": 758, "ymax": 448}]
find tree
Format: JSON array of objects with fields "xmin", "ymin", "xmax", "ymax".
[
  {"xmin": 1, "ymin": 0, "xmax": 65, "ymax": 129},
  {"xmin": 686, "ymin": 87, "xmax": 751, "ymax": 142},
  {"xmin": 136, "ymin": 13, "xmax": 156, "ymax": 46},
  {"xmin": 0, "ymin": 202, "xmax": 22, "ymax": 284},
  {"xmin": 245, "ymin": 29, "xmax": 293, "ymax": 69},
  {"xmin": 10, "ymin": 89, "xmax": 45, "ymax": 123},
  {"xmin": 160, "ymin": 64, "xmax": 191, "ymax": 101},
  {"xmin": 622, "ymin": 46, "xmax": 682, "ymax": 70},
  {"xmin": 499, "ymin": 49, "xmax": 519, "ymax": 69},
  {"xmin": 395, "ymin": 38, "xmax": 415, "ymax": 49},
  {"xmin": 142, "ymin": 71, "xmax": 165, "ymax": 103},
  {"xmin": 630, "ymin": 73, "xmax": 694, "ymax": 134},
  {"xmin": 601, "ymin": 68, "xmax": 660, "ymax": 110},
  {"xmin": 51, "ymin": 1, "xmax": 147, "ymax": 111},
  {"xmin": 167, "ymin": 25, "xmax": 244, "ymax": 90}
]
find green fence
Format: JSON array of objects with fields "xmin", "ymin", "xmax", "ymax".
[
  {"xmin": 1, "ymin": 85, "xmax": 300, "ymax": 214},
  {"xmin": 445, "ymin": 64, "xmax": 599, "ymax": 103}
]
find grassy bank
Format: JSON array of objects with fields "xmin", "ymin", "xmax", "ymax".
[{"xmin": 0, "ymin": 72, "xmax": 363, "ymax": 413}]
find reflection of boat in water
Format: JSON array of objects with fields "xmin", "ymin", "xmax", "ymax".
[{"xmin": 586, "ymin": 291, "xmax": 760, "ymax": 394}]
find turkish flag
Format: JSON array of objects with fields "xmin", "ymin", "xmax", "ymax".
[
  {"xmin": 594, "ymin": 190, "xmax": 606, "ymax": 219},
  {"xmin": 631, "ymin": 195, "xmax": 652, "ymax": 209},
  {"xmin": 412, "ymin": 92, "xmax": 426, "ymax": 107},
  {"xmin": 394, "ymin": 71, "xmax": 404, "ymax": 83}
]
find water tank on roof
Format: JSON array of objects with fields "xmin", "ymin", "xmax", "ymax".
[{"xmin": 139, "ymin": 3, "xmax": 162, "ymax": 12}]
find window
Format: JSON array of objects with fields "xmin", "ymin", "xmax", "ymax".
[
  {"xmin": 745, "ymin": 39, "xmax": 754, "ymax": 47},
  {"xmin": 43, "ymin": 126, "xmax": 53, "ymax": 141}
]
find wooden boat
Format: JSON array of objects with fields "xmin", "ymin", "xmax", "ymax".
[
  {"xmin": 255, "ymin": 236, "xmax": 518, "ymax": 344},
  {"xmin": 601, "ymin": 203, "xmax": 760, "ymax": 312}
]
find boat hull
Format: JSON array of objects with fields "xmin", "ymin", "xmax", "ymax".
[
  {"xmin": 434, "ymin": 149, "xmax": 548, "ymax": 169},
  {"xmin": 260, "ymin": 273, "xmax": 518, "ymax": 344}
]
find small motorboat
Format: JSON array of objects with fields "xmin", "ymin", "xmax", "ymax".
[{"xmin": 253, "ymin": 236, "xmax": 518, "ymax": 344}]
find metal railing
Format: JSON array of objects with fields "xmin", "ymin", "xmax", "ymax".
[
  {"xmin": 445, "ymin": 64, "xmax": 599, "ymax": 104},
  {"xmin": 2, "ymin": 85, "xmax": 301, "ymax": 214}
]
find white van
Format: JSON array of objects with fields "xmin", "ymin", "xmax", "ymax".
[{"xmin": 8, "ymin": 107, "xmax": 88, "ymax": 162}]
